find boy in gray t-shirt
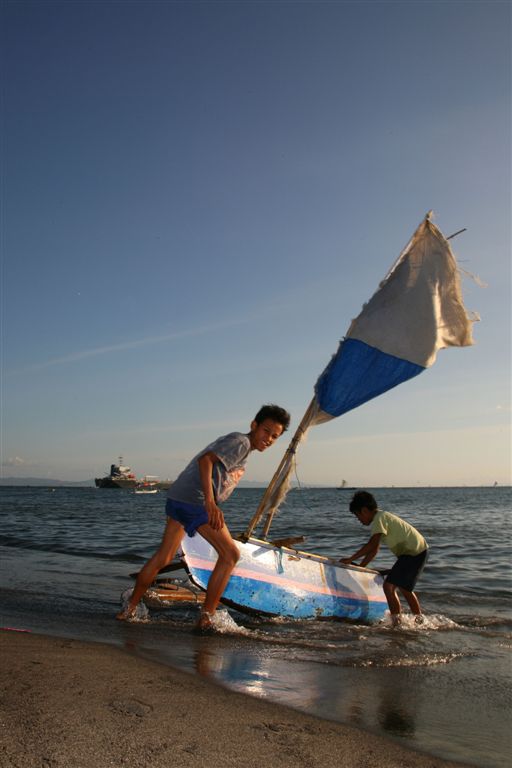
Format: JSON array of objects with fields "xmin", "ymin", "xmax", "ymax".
[
  {"xmin": 117, "ymin": 405, "xmax": 290, "ymax": 632},
  {"xmin": 168, "ymin": 431, "xmax": 253, "ymax": 509}
]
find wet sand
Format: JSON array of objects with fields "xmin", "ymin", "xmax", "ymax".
[{"xmin": 0, "ymin": 630, "xmax": 473, "ymax": 768}]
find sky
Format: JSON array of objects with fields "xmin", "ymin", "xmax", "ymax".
[{"xmin": 1, "ymin": 0, "xmax": 510, "ymax": 487}]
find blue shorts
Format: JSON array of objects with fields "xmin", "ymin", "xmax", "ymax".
[
  {"xmin": 385, "ymin": 549, "xmax": 428, "ymax": 592},
  {"xmin": 165, "ymin": 498, "xmax": 208, "ymax": 537}
]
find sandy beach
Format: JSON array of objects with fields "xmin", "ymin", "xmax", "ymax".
[{"xmin": 0, "ymin": 630, "xmax": 473, "ymax": 768}]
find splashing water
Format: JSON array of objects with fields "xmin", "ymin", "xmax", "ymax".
[
  {"xmin": 120, "ymin": 588, "xmax": 149, "ymax": 622},
  {"xmin": 377, "ymin": 613, "xmax": 461, "ymax": 631},
  {"xmin": 210, "ymin": 608, "xmax": 252, "ymax": 636}
]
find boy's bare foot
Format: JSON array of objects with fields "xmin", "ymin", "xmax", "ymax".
[
  {"xmin": 194, "ymin": 609, "xmax": 215, "ymax": 634},
  {"xmin": 414, "ymin": 614, "xmax": 425, "ymax": 625},
  {"xmin": 391, "ymin": 614, "xmax": 402, "ymax": 627},
  {"xmin": 115, "ymin": 606, "xmax": 136, "ymax": 621}
]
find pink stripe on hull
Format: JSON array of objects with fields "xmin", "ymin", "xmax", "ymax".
[{"xmin": 185, "ymin": 555, "xmax": 387, "ymax": 604}]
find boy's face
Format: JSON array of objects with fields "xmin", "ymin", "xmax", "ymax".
[
  {"xmin": 249, "ymin": 418, "xmax": 284, "ymax": 452},
  {"xmin": 355, "ymin": 507, "xmax": 374, "ymax": 526}
]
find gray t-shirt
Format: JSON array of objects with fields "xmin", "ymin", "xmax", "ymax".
[{"xmin": 167, "ymin": 432, "xmax": 251, "ymax": 506}]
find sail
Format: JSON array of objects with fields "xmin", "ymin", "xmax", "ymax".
[
  {"xmin": 311, "ymin": 215, "xmax": 475, "ymax": 425},
  {"xmin": 243, "ymin": 214, "xmax": 477, "ymax": 539}
]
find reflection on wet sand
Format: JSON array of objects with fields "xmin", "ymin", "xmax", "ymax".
[
  {"xmin": 192, "ymin": 629, "xmax": 419, "ymax": 744},
  {"xmin": 377, "ymin": 675, "xmax": 416, "ymax": 738},
  {"xmin": 194, "ymin": 639, "xmax": 324, "ymax": 709}
]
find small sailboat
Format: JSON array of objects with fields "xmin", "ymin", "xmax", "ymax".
[
  {"xmin": 178, "ymin": 214, "xmax": 476, "ymax": 622},
  {"xmin": 338, "ymin": 479, "xmax": 356, "ymax": 491}
]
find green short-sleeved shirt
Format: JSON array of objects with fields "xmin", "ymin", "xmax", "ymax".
[{"xmin": 371, "ymin": 510, "xmax": 427, "ymax": 556}]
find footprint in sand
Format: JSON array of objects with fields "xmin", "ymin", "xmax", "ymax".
[{"xmin": 109, "ymin": 698, "xmax": 154, "ymax": 717}]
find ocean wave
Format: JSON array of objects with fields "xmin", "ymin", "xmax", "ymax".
[
  {"xmin": 356, "ymin": 650, "xmax": 468, "ymax": 668},
  {"xmin": 0, "ymin": 536, "xmax": 146, "ymax": 563}
]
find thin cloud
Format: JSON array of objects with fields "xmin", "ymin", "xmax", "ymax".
[
  {"xmin": 1, "ymin": 456, "xmax": 26, "ymax": 467},
  {"xmin": 312, "ymin": 422, "xmax": 511, "ymax": 446},
  {"xmin": 6, "ymin": 316, "xmax": 253, "ymax": 374},
  {"xmin": 5, "ymin": 285, "xmax": 341, "ymax": 376},
  {"xmin": 80, "ymin": 418, "xmax": 245, "ymax": 440}
]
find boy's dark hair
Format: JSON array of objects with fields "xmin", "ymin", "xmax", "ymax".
[
  {"xmin": 254, "ymin": 404, "xmax": 290, "ymax": 431},
  {"xmin": 349, "ymin": 490, "xmax": 377, "ymax": 514}
]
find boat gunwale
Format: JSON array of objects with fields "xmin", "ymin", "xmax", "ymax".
[{"xmin": 234, "ymin": 535, "xmax": 380, "ymax": 575}]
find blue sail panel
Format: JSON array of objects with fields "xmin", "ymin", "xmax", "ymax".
[{"xmin": 314, "ymin": 338, "xmax": 424, "ymax": 418}]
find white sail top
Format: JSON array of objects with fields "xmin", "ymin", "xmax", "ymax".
[{"xmin": 346, "ymin": 217, "xmax": 475, "ymax": 367}]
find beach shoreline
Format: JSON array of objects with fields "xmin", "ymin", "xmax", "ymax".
[{"xmin": 0, "ymin": 629, "xmax": 473, "ymax": 768}]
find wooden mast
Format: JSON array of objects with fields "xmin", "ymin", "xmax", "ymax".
[{"xmin": 240, "ymin": 397, "xmax": 316, "ymax": 541}]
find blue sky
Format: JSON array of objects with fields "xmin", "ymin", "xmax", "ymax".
[{"xmin": 2, "ymin": 0, "xmax": 510, "ymax": 486}]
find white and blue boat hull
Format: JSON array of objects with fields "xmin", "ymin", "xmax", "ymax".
[{"xmin": 180, "ymin": 536, "xmax": 388, "ymax": 623}]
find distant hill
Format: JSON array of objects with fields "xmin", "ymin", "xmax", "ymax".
[
  {"xmin": 0, "ymin": 477, "xmax": 330, "ymax": 489},
  {"xmin": 0, "ymin": 477, "xmax": 265, "ymax": 488},
  {"xmin": 0, "ymin": 476, "xmax": 95, "ymax": 487}
]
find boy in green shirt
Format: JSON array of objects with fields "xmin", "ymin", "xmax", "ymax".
[{"xmin": 341, "ymin": 490, "xmax": 428, "ymax": 625}]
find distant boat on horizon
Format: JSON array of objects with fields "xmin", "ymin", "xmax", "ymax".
[
  {"xmin": 95, "ymin": 458, "xmax": 172, "ymax": 490},
  {"xmin": 337, "ymin": 479, "xmax": 356, "ymax": 491}
]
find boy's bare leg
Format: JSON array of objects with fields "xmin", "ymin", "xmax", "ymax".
[
  {"xmin": 383, "ymin": 580, "xmax": 402, "ymax": 625},
  {"xmin": 195, "ymin": 523, "xmax": 240, "ymax": 628},
  {"xmin": 116, "ymin": 518, "xmax": 185, "ymax": 619},
  {"xmin": 400, "ymin": 587, "xmax": 422, "ymax": 616}
]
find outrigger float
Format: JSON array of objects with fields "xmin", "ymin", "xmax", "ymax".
[{"xmin": 134, "ymin": 214, "xmax": 476, "ymax": 623}]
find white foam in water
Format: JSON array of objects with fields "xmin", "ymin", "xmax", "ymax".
[
  {"xmin": 360, "ymin": 650, "xmax": 466, "ymax": 668},
  {"xmin": 378, "ymin": 613, "xmax": 461, "ymax": 631},
  {"xmin": 120, "ymin": 588, "xmax": 149, "ymax": 622},
  {"xmin": 422, "ymin": 614, "xmax": 461, "ymax": 630},
  {"xmin": 118, "ymin": 588, "xmax": 249, "ymax": 632},
  {"xmin": 143, "ymin": 589, "xmax": 172, "ymax": 609},
  {"xmin": 210, "ymin": 609, "xmax": 252, "ymax": 636}
]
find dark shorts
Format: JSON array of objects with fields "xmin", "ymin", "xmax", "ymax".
[
  {"xmin": 165, "ymin": 498, "xmax": 208, "ymax": 537},
  {"xmin": 385, "ymin": 549, "xmax": 428, "ymax": 592}
]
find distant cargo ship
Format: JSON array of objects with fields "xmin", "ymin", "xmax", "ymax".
[{"xmin": 95, "ymin": 458, "xmax": 172, "ymax": 490}]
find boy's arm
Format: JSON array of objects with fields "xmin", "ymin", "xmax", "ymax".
[
  {"xmin": 198, "ymin": 451, "xmax": 224, "ymax": 531},
  {"xmin": 340, "ymin": 533, "xmax": 382, "ymax": 566}
]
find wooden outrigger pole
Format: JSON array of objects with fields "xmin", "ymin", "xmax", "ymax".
[{"xmin": 446, "ymin": 228, "xmax": 467, "ymax": 241}]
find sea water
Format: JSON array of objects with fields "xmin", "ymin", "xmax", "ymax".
[{"xmin": 0, "ymin": 486, "xmax": 511, "ymax": 767}]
